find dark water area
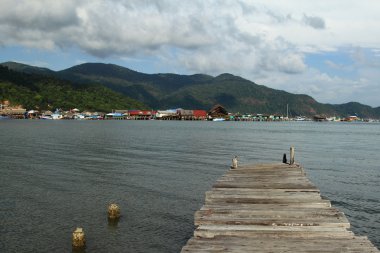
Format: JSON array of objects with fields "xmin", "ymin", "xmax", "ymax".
[{"xmin": 0, "ymin": 120, "xmax": 379, "ymax": 252}]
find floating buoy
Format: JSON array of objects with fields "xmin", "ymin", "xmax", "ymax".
[
  {"xmin": 108, "ymin": 203, "xmax": 120, "ymax": 220},
  {"xmin": 72, "ymin": 227, "xmax": 86, "ymax": 249}
]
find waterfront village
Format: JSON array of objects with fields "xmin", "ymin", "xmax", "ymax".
[{"xmin": 0, "ymin": 100, "xmax": 377, "ymax": 122}]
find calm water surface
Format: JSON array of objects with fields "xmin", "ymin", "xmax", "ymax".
[{"xmin": 0, "ymin": 120, "xmax": 379, "ymax": 252}]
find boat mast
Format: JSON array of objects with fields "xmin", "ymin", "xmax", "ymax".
[{"xmin": 286, "ymin": 104, "xmax": 289, "ymax": 119}]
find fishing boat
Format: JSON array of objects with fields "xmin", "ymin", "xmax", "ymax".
[
  {"xmin": 40, "ymin": 115, "xmax": 53, "ymax": 120},
  {"xmin": 295, "ymin": 116, "xmax": 306, "ymax": 121},
  {"xmin": 0, "ymin": 115, "xmax": 10, "ymax": 120}
]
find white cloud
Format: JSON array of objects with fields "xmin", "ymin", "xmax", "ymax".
[
  {"xmin": 0, "ymin": 1, "xmax": 331, "ymax": 60},
  {"xmin": 1, "ymin": 0, "xmax": 379, "ymax": 60},
  {"xmin": 0, "ymin": 0, "xmax": 380, "ymax": 106}
]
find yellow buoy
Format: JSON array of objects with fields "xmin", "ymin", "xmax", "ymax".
[
  {"xmin": 72, "ymin": 227, "xmax": 86, "ymax": 248},
  {"xmin": 108, "ymin": 203, "xmax": 120, "ymax": 220}
]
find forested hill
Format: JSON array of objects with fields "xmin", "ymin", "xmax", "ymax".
[
  {"xmin": 1, "ymin": 61, "xmax": 380, "ymax": 118},
  {"xmin": 0, "ymin": 65, "xmax": 145, "ymax": 112}
]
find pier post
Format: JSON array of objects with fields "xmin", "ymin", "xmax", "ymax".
[
  {"xmin": 108, "ymin": 203, "xmax": 121, "ymax": 220},
  {"xmin": 72, "ymin": 227, "xmax": 86, "ymax": 249},
  {"xmin": 231, "ymin": 156, "xmax": 238, "ymax": 169},
  {"xmin": 290, "ymin": 146, "xmax": 295, "ymax": 165},
  {"xmin": 282, "ymin": 153, "xmax": 287, "ymax": 164}
]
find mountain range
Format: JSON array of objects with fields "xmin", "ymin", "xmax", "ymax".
[{"xmin": 1, "ymin": 61, "xmax": 380, "ymax": 118}]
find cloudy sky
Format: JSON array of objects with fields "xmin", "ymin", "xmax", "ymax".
[{"xmin": 1, "ymin": 0, "xmax": 379, "ymax": 107}]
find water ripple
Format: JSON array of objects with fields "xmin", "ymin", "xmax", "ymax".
[{"xmin": 1, "ymin": 120, "xmax": 379, "ymax": 252}]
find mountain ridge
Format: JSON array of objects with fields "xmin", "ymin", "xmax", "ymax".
[{"xmin": 1, "ymin": 61, "xmax": 379, "ymax": 118}]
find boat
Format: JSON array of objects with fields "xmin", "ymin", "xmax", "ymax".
[
  {"xmin": 51, "ymin": 113, "xmax": 63, "ymax": 120},
  {"xmin": 295, "ymin": 116, "xmax": 306, "ymax": 121},
  {"xmin": 212, "ymin": 118, "xmax": 225, "ymax": 122},
  {"xmin": 313, "ymin": 115, "xmax": 327, "ymax": 121},
  {"xmin": 40, "ymin": 115, "xmax": 53, "ymax": 120},
  {"xmin": 0, "ymin": 115, "xmax": 10, "ymax": 120}
]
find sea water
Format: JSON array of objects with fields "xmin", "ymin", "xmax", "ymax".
[{"xmin": 0, "ymin": 120, "xmax": 379, "ymax": 252}]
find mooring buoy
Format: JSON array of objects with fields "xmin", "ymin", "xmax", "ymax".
[
  {"xmin": 108, "ymin": 203, "xmax": 120, "ymax": 220},
  {"xmin": 72, "ymin": 227, "xmax": 86, "ymax": 249}
]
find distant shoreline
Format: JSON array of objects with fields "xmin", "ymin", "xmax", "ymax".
[{"xmin": 1, "ymin": 117, "xmax": 379, "ymax": 123}]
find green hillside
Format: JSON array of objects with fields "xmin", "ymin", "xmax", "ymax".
[
  {"xmin": 2, "ymin": 61, "xmax": 380, "ymax": 118},
  {"xmin": 0, "ymin": 65, "xmax": 145, "ymax": 112},
  {"xmin": 57, "ymin": 63, "xmax": 214, "ymax": 108}
]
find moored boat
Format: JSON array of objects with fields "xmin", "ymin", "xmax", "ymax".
[
  {"xmin": 0, "ymin": 115, "xmax": 10, "ymax": 120},
  {"xmin": 212, "ymin": 118, "xmax": 225, "ymax": 122},
  {"xmin": 295, "ymin": 116, "xmax": 306, "ymax": 121}
]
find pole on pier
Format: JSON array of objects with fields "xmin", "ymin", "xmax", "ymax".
[
  {"xmin": 290, "ymin": 146, "xmax": 295, "ymax": 165},
  {"xmin": 282, "ymin": 153, "xmax": 287, "ymax": 164},
  {"xmin": 72, "ymin": 227, "xmax": 86, "ymax": 249},
  {"xmin": 108, "ymin": 203, "xmax": 121, "ymax": 220},
  {"xmin": 231, "ymin": 156, "xmax": 238, "ymax": 169}
]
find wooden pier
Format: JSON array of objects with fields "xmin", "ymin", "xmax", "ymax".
[{"xmin": 181, "ymin": 162, "xmax": 379, "ymax": 252}]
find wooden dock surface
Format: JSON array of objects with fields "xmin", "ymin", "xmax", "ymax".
[{"xmin": 181, "ymin": 163, "xmax": 379, "ymax": 253}]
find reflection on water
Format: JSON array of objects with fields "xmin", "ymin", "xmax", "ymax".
[
  {"xmin": 72, "ymin": 248, "xmax": 86, "ymax": 253},
  {"xmin": 0, "ymin": 120, "xmax": 379, "ymax": 252},
  {"xmin": 107, "ymin": 218, "xmax": 120, "ymax": 228}
]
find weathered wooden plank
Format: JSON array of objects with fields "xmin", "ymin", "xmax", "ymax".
[
  {"xmin": 182, "ymin": 237, "xmax": 379, "ymax": 252},
  {"xmin": 202, "ymin": 202, "xmax": 333, "ymax": 209},
  {"xmin": 211, "ymin": 188, "xmax": 320, "ymax": 193},
  {"xmin": 195, "ymin": 209, "xmax": 346, "ymax": 217},
  {"xmin": 195, "ymin": 218, "xmax": 350, "ymax": 228},
  {"xmin": 195, "ymin": 224, "xmax": 351, "ymax": 232},
  {"xmin": 182, "ymin": 242, "xmax": 380, "ymax": 253},
  {"xmin": 216, "ymin": 179, "xmax": 311, "ymax": 183},
  {"xmin": 212, "ymin": 182, "xmax": 319, "ymax": 190},
  {"xmin": 202, "ymin": 204, "xmax": 333, "ymax": 211},
  {"xmin": 205, "ymin": 198, "xmax": 331, "ymax": 205},
  {"xmin": 186, "ymin": 235, "xmax": 375, "ymax": 246},
  {"xmin": 196, "ymin": 208, "xmax": 344, "ymax": 216},
  {"xmin": 182, "ymin": 242, "xmax": 379, "ymax": 253},
  {"xmin": 194, "ymin": 228, "xmax": 354, "ymax": 239},
  {"xmin": 182, "ymin": 245, "xmax": 379, "ymax": 253},
  {"xmin": 195, "ymin": 209, "xmax": 350, "ymax": 226},
  {"xmin": 205, "ymin": 191, "xmax": 322, "ymax": 199}
]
